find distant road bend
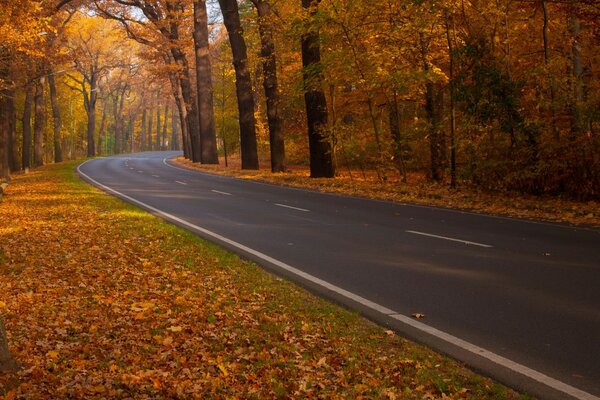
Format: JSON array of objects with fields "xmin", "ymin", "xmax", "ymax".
[{"xmin": 79, "ymin": 151, "xmax": 600, "ymax": 400}]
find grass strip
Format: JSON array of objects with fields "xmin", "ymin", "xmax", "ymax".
[{"xmin": 0, "ymin": 161, "xmax": 529, "ymax": 399}]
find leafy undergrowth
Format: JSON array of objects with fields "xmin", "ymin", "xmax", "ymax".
[
  {"xmin": 175, "ymin": 157, "xmax": 600, "ymax": 227},
  {"xmin": 0, "ymin": 162, "xmax": 528, "ymax": 399}
]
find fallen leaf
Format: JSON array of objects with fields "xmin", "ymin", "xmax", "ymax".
[
  {"xmin": 167, "ymin": 325, "xmax": 183, "ymax": 332},
  {"xmin": 412, "ymin": 313, "xmax": 426, "ymax": 319}
]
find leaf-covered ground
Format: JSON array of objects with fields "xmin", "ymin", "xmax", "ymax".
[
  {"xmin": 0, "ymin": 162, "xmax": 529, "ymax": 399},
  {"xmin": 175, "ymin": 157, "xmax": 600, "ymax": 227}
]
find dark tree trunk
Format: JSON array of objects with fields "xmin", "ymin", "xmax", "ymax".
[
  {"xmin": 301, "ymin": 0, "xmax": 334, "ymax": 178},
  {"xmin": 420, "ymin": 32, "xmax": 445, "ymax": 181},
  {"xmin": 33, "ymin": 78, "xmax": 45, "ymax": 167},
  {"xmin": 48, "ymin": 74, "xmax": 63, "ymax": 163},
  {"xmin": 22, "ymin": 86, "xmax": 33, "ymax": 170},
  {"xmin": 171, "ymin": 101, "xmax": 179, "ymax": 150},
  {"xmin": 6, "ymin": 90, "xmax": 18, "ymax": 173},
  {"xmin": 193, "ymin": 0, "xmax": 219, "ymax": 163},
  {"xmin": 0, "ymin": 319, "xmax": 19, "ymax": 372},
  {"xmin": 0, "ymin": 92, "xmax": 9, "ymax": 179},
  {"xmin": 253, "ymin": 0, "xmax": 285, "ymax": 172},
  {"xmin": 388, "ymin": 91, "xmax": 407, "ymax": 183},
  {"xmin": 172, "ymin": 48, "xmax": 202, "ymax": 162},
  {"xmin": 218, "ymin": 0, "xmax": 259, "ymax": 169}
]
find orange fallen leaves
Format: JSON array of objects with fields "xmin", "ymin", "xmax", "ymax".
[{"xmin": 0, "ymin": 163, "xmax": 524, "ymax": 399}]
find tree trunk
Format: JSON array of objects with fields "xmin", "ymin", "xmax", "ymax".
[
  {"xmin": 48, "ymin": 74, "xmax": 63, "ymax": 163},
  {"xmin": 141, "ymin": 102, "xmax": 147, "ymax": 151},
  {"xmin": 97, "ymin": 107, "xmax": 107, "ymax": 156},
  {"xmin": 0, "ymin": 319, "xmax": 19, "ymax": 371},
  {"xmin": 420, "ymin": 32, "xmax": 445, "ymax": 181},
  {"xmin": 22, "ymin": 86, "xmax": 33, "ymax": 170},
  {"xmin": 147, "ymin": 99, "xmax": 154, "ymax": 152},
  {"xmin": 0, "ymin": 92, "xmax": 9, "ymax": 179},
  {"xmin": 388, "ymin": 91, "xmax": 407, "ymax": 183},
  {"xmin": 253, "ymin": 0, "xmax": 285, "ymax": 172},
  {"xmin": 301, "ymin": 0, "xmax": 335, "ymax": 178},
  {"xmin": 33, "ymin": 78, "xmax": 45, "ymax": 167},
  {"xmin": 5, "ymin": 90, "xmax": 18, "ymax": 173},
  {"xmin": 155, "ymin": 100, "xmax": 162, "ymax": 151},
  {"xmin": 170, "ymin": 101, "xmax": 178, "ymax": 150},
  {"xmin": 218, "ymin": 0, "xmax": 259, "ymax": 169},
  {"xmin": 193, "ymin": 0, "xmax": 219, "ymax": 164},
  {"xmin": 162, "ymin": 101, "xmax": 169, "ymax": 150},
  {"xmin": 445, "ymin": 10, "xmax": 457, "ymax": 188},
  {"xmin": 570, "ymin": 15, "xmax": 584, "ymax": 136}
]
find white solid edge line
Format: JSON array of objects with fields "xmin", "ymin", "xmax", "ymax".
[
  {"xmin": 77, "ymin": 159, "xmax": 599, "ymax": 400},
  {"xmin": 211, "ymin": 190, "xmax": 231, "ymax": 196},
  {"xmin": 275, "ymin": 203, "xmax": 310, "ymax": 212},
  {"xmin": 406, "ymin": 230, "xmax": 493, "ymax": 248},
  {"xmin": 175, "ymin": 181, "xmax": 187, "ymax": 185}
]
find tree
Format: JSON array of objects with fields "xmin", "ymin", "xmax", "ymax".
[
  {"xmin": 33, "ymin": 77, "xmax": 46, "ymax": 167},
  {"xmin": 65, "ymin": 15, "xmax": 126, "ymax": 157},
  {"xmin": 218, "ymin": 0, "xmax": 259, "ymax": 170},
  {"xmin": 193, "ymin": 0, "xmax": 219, "ymax": 164},
  {"xmin": 251, "ymin": 0, "xmax": 285, "ymax": 172},
  {"xmin": 301, "ymin": 0, "xmax": 334, "ymax": 178}
]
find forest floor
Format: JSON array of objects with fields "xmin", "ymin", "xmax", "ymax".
[
  {"xmin": 175, "ymin": 157, "xmax": 600, "ymax": 227},
  {"xmin": 0, "ymin": 162, "xmax": 529, "ymax": 399}
]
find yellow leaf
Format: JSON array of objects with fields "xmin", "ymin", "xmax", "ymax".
[
  {"xmin": 0, "ymin": 301, "xmax": 6, "ymax": 309},
  {"xmin": 167, "ymin": 326, "xmax": 182, "ymax": 333},
  {"xmin": 162, "ymin": 336, "xmax": 173, "ymax": 346},
  {"xmin": 46, "ymin": 350, "xmax": 59, "ymax": 359},
  {"xmin": 218, "ymin": 363, "xmax": 229, "ymax": 376},
  {"xmin": 109, "ymin": 364, "xmax": 118, "ymax": 373}
]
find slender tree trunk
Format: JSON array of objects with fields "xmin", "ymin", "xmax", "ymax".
[
  {"xmin": 97, "ymin": 107, "xmax": 106, "ymax": 156},
  {"xmin": 420, "ymin": 32, "xmax": 444, "ymax": 181},
  {"xmin": 0, "ymin": 92, "xmax": 9, "ymax": 179},
  {"xmin": 48, "ymin": 74, "xmax": 63, "ymax": 163},
  {"xmin": 113, "ymin": 96, "xmax": 121, "ymax": 154},
  {"xmin": 162, "ymin": 101, "xmax": 169, "ymax": 150},
  {"xmin": 147, "ymin": 97, "xmax": 154, "ymax": 152},
  {"xmin": 171, "ymin": 101, "xmax": 179, "ymax": 150},
  {"xmin": 6, "ymin": 89, "xmax": 18, "ymax": 173},
  {"xmin": 141, "ymin": 103, "xmax": 147, "ymax": 151},
  {"xmin": 388, "ymin": 91, "xmax": 407, "ymax": 183},
  {"xmin": 33, "ymin": 78, "xmax": 45, "ymax": 167},
  {"xmin": 253, "ymin": 0, "xmax": 285, "ymax": 172},
  {"xmin": 22, "ymin": 86, "xmax": 33, "ymax": 170},
  {"xmin": 218, "ymin": 0, "xmax": 259, "ymax": 169},
  {"xmin": 541, "ymin": 0, "xmax": 558, "ymax": 140},
  {"xmin": 570, "ymin": 15, "xmax": 584, "ymax": 136},
  {"xmin": 6, "ymin": 90, "xmax": 21, "ymax": 172},
  {"xmin": 155, "ymin": 101, "xmax": 162, "ymax": 151},
  {"xmin": 445, "ymin": 10, "xmax": 457, "ymax": 188},
  {"xmin": 301, "ymin": 0, "xmax": 334, "ymax": 178},
  {"xmin": 193, "ymin": 0, "xmax": 219, "ymax": 164}
]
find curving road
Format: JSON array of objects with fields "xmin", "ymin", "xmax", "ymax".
[{"xmin": 79, "ymin": 151, "xmax": 600, "ymax": 400}]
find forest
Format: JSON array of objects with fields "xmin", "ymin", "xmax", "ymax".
[{"xmin": 0, "ymin": 0, "xmax": 599, "ymax": 198}]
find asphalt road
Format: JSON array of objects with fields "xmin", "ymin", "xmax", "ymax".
[{"xmin": 79, "ymin": 151, "xmax": 600, "ymax": 400}]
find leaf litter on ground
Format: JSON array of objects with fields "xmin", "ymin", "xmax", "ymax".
[{"xmin": 0, "ymin": 162, "xmax": 531, "ymax": 399}]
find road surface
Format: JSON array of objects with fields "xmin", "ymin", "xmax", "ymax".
[{"xmin": 79, "ymin": 151, "xmax": 600, "ymax": 400}]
